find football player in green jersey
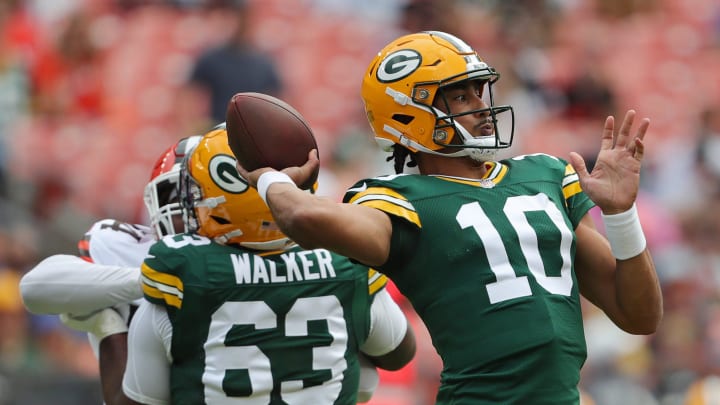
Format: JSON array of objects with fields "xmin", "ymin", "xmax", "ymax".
[
  {"xmin": 66, "ymin": 126, "xmax": 416, "ymax": 405},
  {"xmin": 235, "ymin": 31, "xmax": 663, "ymax": 405}
]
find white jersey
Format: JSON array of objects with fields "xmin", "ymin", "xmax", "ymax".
[
  {"xmin": 20, "ymin": 219, "xmax": 152, "ymax": 314},
  {"xmin": 78, "ymin": 219, "xmax": 155, "ymax": 268}
]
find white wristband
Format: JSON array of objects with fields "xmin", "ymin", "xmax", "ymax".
[
  {"xmin": 257, "ymin": 171, "xmax": 295, "ymax": 204},
  {"xmin": 601, "ymin": 203, "xmax": 647, "ymax": 260},
  {"xmin": 60, "ymin": 308, "xmax": 129, "ymax": 342}
]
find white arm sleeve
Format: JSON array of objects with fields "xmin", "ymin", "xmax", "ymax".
[
  {"xmin": 19, "ymin": 254, "xmax": 143, "ymax": 315},
  {"xmin": 356, "ymin": 353, "xmax": 380, "ymax": 403},
  {"xmin": 123, "ymin": 301, "xmax": 173, "ymax": 405},
  {"xmin": 359, "ymin": 288, "xmax": 408, "ymax": 357}
]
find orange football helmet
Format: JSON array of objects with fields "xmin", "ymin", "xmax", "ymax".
[
  {"xmin": 179, "ymin": 124, "xmax": 291, "ymax": 250},
  {"xmin": 144, "ymin": 135, "xmax": 202, "ymax": 238},
  {"xmin": 361, "ymin": 30, "xmax": 514, "ymax": 161}
]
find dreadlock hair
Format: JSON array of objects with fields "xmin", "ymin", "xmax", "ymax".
[{"xmin": 387, "ymin": 144, "xmax": 418, "ymax": 174}]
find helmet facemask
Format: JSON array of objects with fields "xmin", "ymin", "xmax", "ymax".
[
  {"xmin": 429, "ymin": 74, "xmax": 515, "ymax": 162},
  {"xmin": 143, "ymin": 172, "xmax": 183, "ymax": 237},
  {"xmin": 178, "ymin": 165, "xmax": 201, "ymax": 237},
  {"xmin": 144, "ymin": 136, "xmax": 202, "ymax": 238}
]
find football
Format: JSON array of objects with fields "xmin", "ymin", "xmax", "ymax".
[{"xmin": 225, "ymin": 92, "xmax": 319, "ymax": 189}]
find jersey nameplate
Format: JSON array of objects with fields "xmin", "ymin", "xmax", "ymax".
[{"xmin": 231, "ymin": 248, "xmax": 337, "ymax": 284}]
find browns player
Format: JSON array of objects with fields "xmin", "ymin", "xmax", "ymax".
[{"xmin": 20, "ymin": 135, "xmax": 202, "ymax": 353}]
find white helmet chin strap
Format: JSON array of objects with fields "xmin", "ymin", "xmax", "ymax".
[
  {"xmin": 436, "ymin": 110, "xmax": 498, "ymax": 161},
  {"xmin": 455, "ymin": 122, "xmax": 498, "ymax": 161},
  {"xmin": 465, "ymin": 143, "xmax": 498, "ymax": 162}
]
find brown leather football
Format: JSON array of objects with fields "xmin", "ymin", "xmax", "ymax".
[{"xmin": 226, "ymin": 92, "xmax": 318, "ymax": 189}]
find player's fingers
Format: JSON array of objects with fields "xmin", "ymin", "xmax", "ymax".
[
  {"xmin": 301, "ymin": 150, "xmax": 320, "ymax": 174},
  {"xmin": 635, "ymin": 117, "xmax": 650, "ymax": 142},
  {"xmin": 235, "ymin": 161, "xmax": 251, "ymax": 181},
  {"xmin": 633, "ymin": 138, "xmax": 645, "ymax": 161},
  {"xmin": 615, "ymin": 110, "xmax": 636, "ymax": 148},
  {"xmin": 235, "ymin": 162, "xmax": 273, "ymax": 187},
  {"xmin": 281, "ymin": 151, "xmax": 319, "ymax": 186},
  {"xmin": 308, "ymin": 149, "xmax": 319, "ymax": 163},
  {"xmin": 568, "ymin": 152, "xmax": 590, "ymax": 180},
  {"xmin": 599, "ymin": 116, "xmax": 615, "ymax": 150}
]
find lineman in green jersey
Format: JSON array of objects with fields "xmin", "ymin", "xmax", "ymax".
[
  {"xmin": 235, "ymin": 31, "xmax": 663, "ymax": 404},
  {"xmin": 139, "ymin": 235, "xmax": 400, "ymax": 405},
  {"xmin": 64, "ymin": 127, "xmax": 416, "ymax": 405}
]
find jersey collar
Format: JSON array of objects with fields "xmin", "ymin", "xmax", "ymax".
[{"xmin": 431, "ymin": 162, "xmax": 508, "ymax": 187}]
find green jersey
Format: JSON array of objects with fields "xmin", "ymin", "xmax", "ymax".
[
  {"xmin": 141, "ymin": 237, "xmax": 388, "ymax": 405},
  {"xmin": 344, "ymin": 153, "xmax": 595, "ymax": 404}
]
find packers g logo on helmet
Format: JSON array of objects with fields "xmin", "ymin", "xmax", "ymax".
[
  {"xmin": 377, "ymin": 50, "xmax": 422, "ymax": 83},
  {"xmin": 208, "ymin": 154, "xmax": 249, "ymax": 194}
]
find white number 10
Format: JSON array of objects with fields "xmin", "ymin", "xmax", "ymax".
[{"xmin": 456, "ymin": 193, "xmax": 573, "ymax": 304}]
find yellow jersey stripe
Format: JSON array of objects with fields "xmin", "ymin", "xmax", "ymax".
[
  {"xmin": 349, "ymin": 187, "xmax": 421, "ymax": 227},
  {"xmin": 433, "ymin": 176, "xmax": 480, "ymax": 186},
  {"xmin": 433, "ymin": 162, "xmax": 508, "ymax": 186},
  {"xmin": 141, "ymin": 263, "xmax": 184, "ymax": 308},
  {"xmin": 563, "ymin": 182, "xmax": 583, "ymax": 199},
  {"xmin": 562, "ymin": 164, "xmax": 583, "ymax": 199},
  {"xmin": 355, "ymin": 198, "xmax": 421, "ymax": 227},
  {"xmin": 562, "ymin": 173, "xmax": 579, "ymax": 187},
  {"xmin": 484, "ymin": 162, "xmax": 508, "ymax": 182},
  {"xmin": 348, "ymin": 187, "xmax": 411, "ymax": 205},
  {"xmin": 367, "ymin": 269, "xmax": 388, "ymax": 295}
]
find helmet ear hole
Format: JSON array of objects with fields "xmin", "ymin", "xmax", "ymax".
[
  {"xmin": 211, "ymin": 215, "xmax": 231, "ymax": 225},
  {"xmin": 392, "ymin": 114, "xmax": 414, "ymax": 125}
]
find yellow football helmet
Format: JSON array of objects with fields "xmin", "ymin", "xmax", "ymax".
[
  {"xmin": 179, "ymin": 124, "xmax": 292, "ymax": 250},
  {"xmin": 361, "ymin": 30, "xmax": 514, "ymax": 161}
]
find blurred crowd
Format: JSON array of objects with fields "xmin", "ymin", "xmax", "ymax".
[{"xmin": 1, "ymin": 0, "xmax": 720, "ymax": 404}]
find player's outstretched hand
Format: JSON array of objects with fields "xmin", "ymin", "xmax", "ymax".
[
  {"xmin": 60, "ymin": 307, "xmax": 129, "ymax": 341},
  {"xmin": 569, "ymin": 110, "xmax": 650, "ymax": 215},
  {"xmin": 237, "ymin": 149, "xmax": 320, "ymax": 190}
]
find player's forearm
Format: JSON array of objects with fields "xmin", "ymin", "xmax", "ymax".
[
  {"xmin": 99, "ymin": 333, "xmax": 139, "ymax": 405},
  {"xmin": 601, "ymin": 204, "xmax": 663, "ymax": 334},
  {"xmin": 267, "ymin": 185, "xmax": 348, "ymax": 250},
  {"xmin": 20, "ymin": 255, "xmax": 142, "ymax": 314},
  {"xmin": 267, "ymin": 185, "xmax": 392, "ymax": 267},
  {"xmin": 614, "ymin": 250, "xmax": 663, "ymax": 334}
]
